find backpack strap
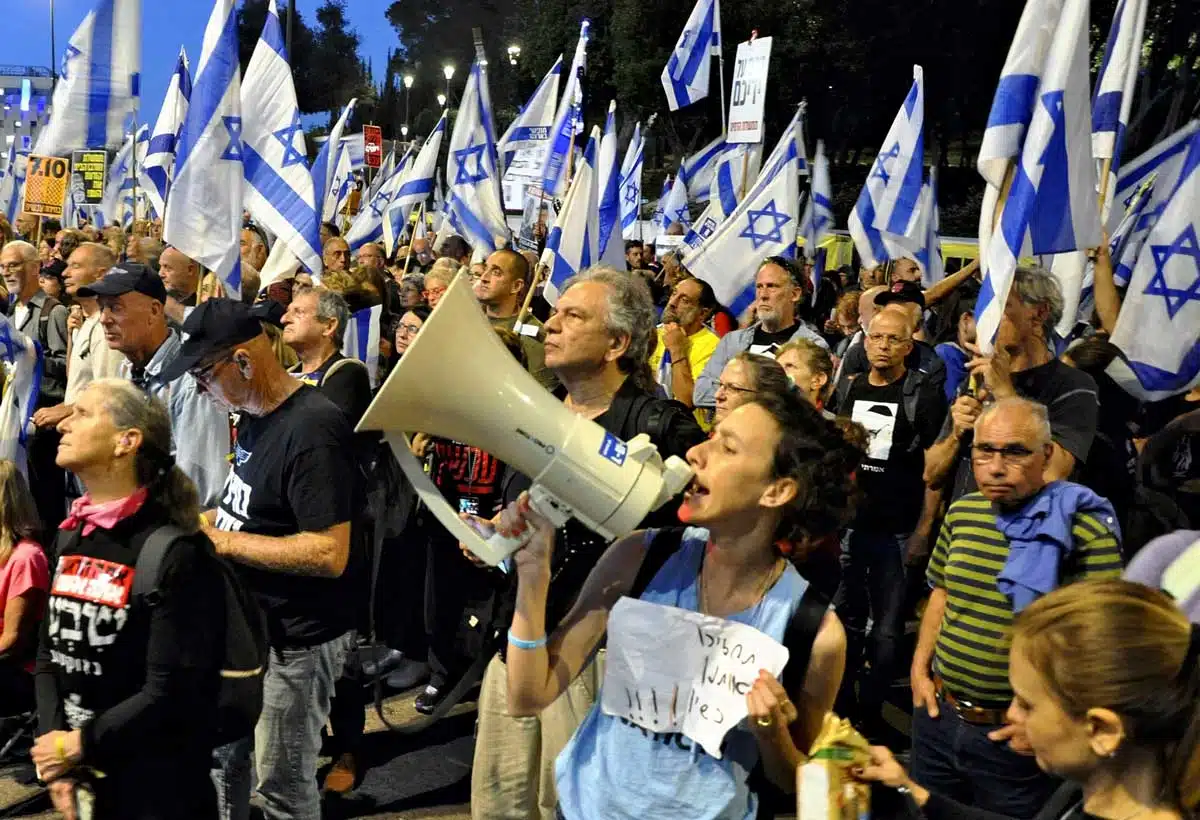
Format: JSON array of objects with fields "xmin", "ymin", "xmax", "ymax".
[
  {"xmin": 320, "ymin": 356, "xmax": 367, "ymax": 386},
  {"xmin": 36, "ymin": 295, "xmax": 62, "ymax": 349},
  {"xmin": 131, "ymin": 525, "xmax": 190, "ymax": 607},
  {"xmin": 628, "ymin": 527, "xmax": 686, "ymax": 600},
  {"xmin": 780, "ymin": 583, "xmax": 831, "ymax": 697}
]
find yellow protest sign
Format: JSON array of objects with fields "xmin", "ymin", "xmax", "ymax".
[{"xmin": 21, "ymin": 154, "xmax": 70, "ymax": 218}]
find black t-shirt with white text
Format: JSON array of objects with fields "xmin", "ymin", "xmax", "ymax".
[
  {"xmin": 216, "ymin": 386, "xmax": 359, "ymax": 647},
  {"xmin": 749, "ymin": 323, "xmax": 799, "ymax": 358}
]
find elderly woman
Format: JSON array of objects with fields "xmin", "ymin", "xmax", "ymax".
[
  {"xmin": 712, "ymin": 352, "xmax": 792, "ymax": 426},
  {"xmin": 32, "ymin": 380, "xmax": 225, "ymax": 819}
]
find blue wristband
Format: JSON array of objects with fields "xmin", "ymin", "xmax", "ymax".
[{"xmin": 507, "ymin": 629, "xmax": 548, "ymax": 650}]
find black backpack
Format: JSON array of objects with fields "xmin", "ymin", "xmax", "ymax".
[{"xmin": 132, "ymin": 526, "xmax": 269, "ymax": 747}]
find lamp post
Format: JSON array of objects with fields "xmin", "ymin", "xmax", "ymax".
[
  {"xmin": 50, "ymin": 0, "xmax": 57, "ymax": 80},
  {"xmin": 403, "ymin": 73, "xmax": 413, "ymax": 135},
  {"xmin": 401, "ymin": 124, "xmax": 409, "ymax": 138},
  {"xmin": 443, "ymin": 64, "xmax": 455, "ymax": 103},
  {"xmin": 437, "ymin": 93, "xmax": 447, "ymax": 109},
  {"xmin": 507, "ymin": 44, "xmax": 521, "ymax": 66}
]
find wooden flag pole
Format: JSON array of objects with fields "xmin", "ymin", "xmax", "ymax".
[
  {"xmin": 402, "ymin": 202, "xmax": 425, "ymax": 278},
  {"xmin": 514, "ymin": 262, "xmax": 547, "ymax": 329},
  {"xmin": 1097, "ymin": 157, "xmax": 1114, "ymax": 215}
]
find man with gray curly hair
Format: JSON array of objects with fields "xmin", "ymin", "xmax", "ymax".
[
  {"xmin": 924, "ymin": 265, "xmax": 1099, "ymax": 504},
  {"xmin": 469, "ymin": 265, "xmax": 706, "ymax": 820}
]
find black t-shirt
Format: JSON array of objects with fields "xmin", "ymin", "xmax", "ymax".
[
  {"xmin": 830, "ymin": 339, "xmax": 947, "ymax": 414},
  {"xmin": 750, "ymin": 323, "xmax": 800, "ymax": 357},
  {"xmin": 844, "ymin": 375, "xmax": 943, "ymax": 533},
  {"xmin": 431, "ymin": 439, "xmax": 505, "ymax": 519},
  {"xmin": 37, "ymin": 503, "xmax": 223, "ymax": 810},
  {"xmin": 291, "ymin": 353, "xmax": 372, "ymax": 429},
  {"xmin": 216, "ymin": 386, "xmax": 358, "ymax": 647},
  {"xmin": 942, "ymin": 358, "xmax": 1100, "ymax": 501}
]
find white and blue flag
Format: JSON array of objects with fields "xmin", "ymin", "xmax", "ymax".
[
  {"xmin": 849, "ymin": 65, "xmax": 925, "ymax": 268},
  {"xmin": 343, "ymin": 304, "xmax": 383, "ymax": 389},
  {"xmin": 97, "ymin": 127, "xmax": 139, "ymax": 228},
  {"xmin": 35, "ymin": 0, "xmax": 141, "ymax": 157},
  {"xmin": 682, "ymin": 142, "xmax": 763, "ymax": 252},
  {"xmin": 662, "ymin": 164, "xmax": 692, "ymax": 233},
  {"xmin": 242, "ymin": 0, "xmax": 321, "ymax": 276},
  {"xmin": 1109, "ymin": 174, "xmax": 1156, "ymax": 287},
  {"xmin": 384, "ymin": 112, "xmax": 447, "ymax": 256},
  {"xmin": 163, "ymin": 0, "xmax": 244, "ymax": 294},
  {"xmin": 325, "ymin": 142, "xmax": 354, "ymax": 224},
  {"xmin": 974, "ymin": 0, "xmax": 1100, "ymax": 352},
  {"xmin": 619, "ymin": 121, "xmax": 645, "ymax": 239},
  {"xmin": 346, "ymin": 147, "xmax": 412, "ymax": 251},
  {"xmin": 683, "ymin": 140, "xmax": 801, "ymax": 316},
  {"xmin": 1092, "ymin": 0, "xmax": 1147, "ymax": 205},
  {"xmin": 370, "ymin": 147, "xmax": 396, "ymax": 202},
  {"xmin": 0, "ymin": 143, "xmax": 26, "ymax": 225},
  {"xmin": 541, "ymin": 126, "xmax": 601, "ymax": 305},
  {"xmin": 680, "ymin": 135, "xmax": 728, "ymax": 202},
  {"xmin": 0, "ymin": 314, "xmax": 41, "ymax": 477},
  {"xmin": 913, "ymin": 167, "xmax": 945, "ymax": 288},
  {"xmin": 140, "ymin": 48, "xmax": 191, "ymax": 218},
  {"xmin": 650, "ymin": 176, "xmax": 671, "ymax": 241},
  {"xmin": 596, "ymin": 101, "xmax": 624, "ymax": 268},
  {"xmin": 760, "ymin": 104, "xmax": 809, "ymax": 181},
  {"xmin": 541, "ymin": 22, "xmax": 589, "ymax": 197},
  {"xmin": 800, "ymin": 140, "xmax": 834, "ymax": 302},
  {"xmin": 498, "ymin": 55, "xmax": 562, "ymax": 164},
  {"xmin": 447, "ymin": 62, "xmax": 508, "ymax": 252},
  {"xmin": 312, "ymin": 99, "xmax": 357, "ymax": 227},
  {"xmin": 661, "ymin": 0, "xmax": 722, "ymax": 112},
  {"xmin": 1107, "ymin": 127, "xmax": 1200, "ymax": 401}
]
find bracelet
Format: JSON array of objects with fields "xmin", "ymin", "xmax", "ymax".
[{"xmin": 507, "ymin": 629, "xmax": 548, "ymax": 650}]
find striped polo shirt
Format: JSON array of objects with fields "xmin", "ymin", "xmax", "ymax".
[{"xmin": 928, "ymin": 492, "xmax": 1124, "ymax": 705}]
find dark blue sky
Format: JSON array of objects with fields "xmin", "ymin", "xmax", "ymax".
[{"xmin": 8, "ymin": 0, "xmax": 402, "ymax": 123}]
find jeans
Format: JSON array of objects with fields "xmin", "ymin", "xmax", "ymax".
[
  {"xmin": 911, "ymin": 701, "xmax": 1059, "ymax": 819},
  {"xmin": 212, "ymin": 631, "xmax": 353, "ymax": 820},
  {"xmin": 833, "ymin": 528, "xmax": 909, "ymax": 727}
]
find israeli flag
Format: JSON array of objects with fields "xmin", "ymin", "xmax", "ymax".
[
  {"xmin": 35, "ymin": 0, "xmax": 141, "ymax": 157},
  {"xmin": 1092, "ymin": 0, "xmax": 1147, "ymax": 194},
  {"xmin": 140, "ymin": 48, "xmax": 191, "ymax": 218},
  {"xmin": 446, "ymin": 62, "xmax": 508, "ymax": 253},
  {"xmin": 800, "ymin": 140, "xmax": 834, "ymax": 261},
  {"xmin": 661, "ymin": 0, "xmax": 722, "ymax": 112},
  {"xmin": 0, "ymin": 143, "xmax": 25, "ymax": 225},
  {"xmin": 1109, "ymin": 174, "xmax": 1156, "ymax": 287},
  {"xmin": 346, "ymin": 147, "xmax": 412, "ymax": 251},
  {"xmin": 541, "ymin": 21, "xmax": 590, "ymax": 198},
  {"xmin": 1107, "ymin": 121, "xmax": 1200, "ymax": 286},
  {"xmin": 662, "ymin": 166, "xmax": 692, "ymax": 233},
  {"xmin": 683, "ymin": 140, "xmax": 801, "ymax": 316},
  {"xmin": 0, "ymin": 315, "xmax": 41, "ymax": 477},
  {"xmin": 343, "ymin": 304, "xmax": 383, "ymax": 389},
  {"xmin": 1107, "ymin": 128, "xmax": 1200, "ymax": 402},
  {"xmin": 241, "ymin": 0, "xmax": 322, "ymax": 276},
  {"xmin": 97, "ymin": 129, "xmax": 136, "ymax": 228},
  {"xmin": 761, "ymin": 104, "xmax": 809, "ymax": 181},
  {"xmin": 913, "ymin": 167, "xmax": 945, "ymax": 288},
  {"xmin": 974, "ymin": 0, "xmax": 1100, "ymax": 353},
  {"xmin": 619, "ymin": 121, "xmax": 645, "ymax": 239},
  {"xmin": 313, "ymin": 99, "xmax": 357, "ymax": 227},
  {"xmin": 431, "ymin": 169, "xmax": 447, "ymax": 232},
  {"xmin": 325, "ymin": 142, "xmax": 354, "ymax": 224},
  {"xmin": 164, "ymin": 0, "xmax": 244, "ymax": 294},
  {"xmin": 383, "ymin": 112, "xmax": 447, "ymax": 256},
  {"xmin": 848, "ymin": 66, "xmax": 926, "ymax": 268},
  {"xmin": 680, "ymin": 135, "xmax": 728, "ymax": 202},
  {"xmin": 682, "ymin": 142, "xmax": 763, "ymax": 252},
  {"xmin": 370, "ymin": 148, "xmax": 396, "ymax": 202},
  {"xmin": 541, "ymin": 126, "xmax": 601, "ymax": 305},
  {"xmin": 597, "ymin": 101, "xmax": 624, "ymax": 267},
  {"xmin": 649, "ymin": 176, "xmax": 671, "ymax": 241},
  {"xmin": 498, "ymin": 55, "xmax": 562, "ymax": 163}
]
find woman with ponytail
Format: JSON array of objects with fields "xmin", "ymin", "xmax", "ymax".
[
  {"xmin": 860, "ymin": 578, "xmax": 1200, "ymax": 820},
  {"xmin": 31, "ymin": 379, "xmax": 225, "ymax": 819}
]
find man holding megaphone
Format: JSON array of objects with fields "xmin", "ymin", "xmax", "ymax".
[{"xmin": 468, "ymin": 268, "xmax": 706, "ymax": 819}]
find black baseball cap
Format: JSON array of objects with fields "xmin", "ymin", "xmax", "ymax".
[
  {"xmin": 76, "ymin": 262, "xmax": 167, "ymax": 302},
  {"xmin": 157, "ymin": 298, "xmax": 270, "ymax": 383},
  {"xmin": 875, "ymin": 279, "xmax": 926, "ymax": 309}
]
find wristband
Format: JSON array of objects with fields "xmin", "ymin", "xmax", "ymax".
[{"xmin": 507, "ymin": 629, "xmax": 548, "ymax": 650}]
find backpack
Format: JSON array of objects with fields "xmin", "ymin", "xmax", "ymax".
[
  {"xmin": 132, "ymin": 526, "xmax": 269, "ymax": 747},
  {"xmin": 36, "ymin": 295, "xmax": 62, "ymax": 351}
]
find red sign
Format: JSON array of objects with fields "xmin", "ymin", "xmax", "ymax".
[{"xmin": 363, "ymin": 125, "xmax": 383, "ymax": 169}]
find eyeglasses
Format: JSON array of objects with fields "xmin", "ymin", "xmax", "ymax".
[
  {"xmin": 971, "ymin": 443, "xmax": 1038, "ymax": 465},
  {"xmin": 866, "ymin": 332, "xmax": 911, "ymax": 347},
  {"xmin": 192, "ymin": 354, "xmax": 233, "ymax": 383},
  {"xmin": 0, "ymin": 261, "xmax": 31, "ymax": 273},
  {"xmin": 424, "ymin": 287, "xmax": 446, "ymax": 298},
  {"xmin": 396, "ymin": 322, "xmax": 423, "ymax": 337},
  {"xmin": 716, "ymin": 380, "xmax": 757, "ymax": 396}
]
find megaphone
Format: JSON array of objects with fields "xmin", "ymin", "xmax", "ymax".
[{"xmin": 357, "ymin": 273, "xmax": 694, "ymax": 566}]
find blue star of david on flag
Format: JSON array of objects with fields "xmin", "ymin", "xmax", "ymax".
[
  {"xmin": 221, "ymin": 116, "xmax": 244, "ymax": 162},
  {"xmin": 370, "ymin": 190, "xmax": 394, "ymax": 219},
  {"xmin": 871, "ymin": 142, "xmax": 901, "ymax": 185},
  {"xmin": 61, "ymin": 45, "xmax": 82, "ymax": 82},
  {"xmin": 672, "ymin": 206, "xmax": 691, "ymax": 226},
  {"xmin": 740, "ymin": 200, "xmax": 793, "ymax": 250},
  {"xmin": 1144, "ymin": 224, "xmax": 1200, "ymax": 319},
  {"xmin": 624, "ymin": 180, "xmax": 640, "ymax": 206},
  {"xmin": 454, "ymin": 143, "xmax": 490, "ymax": 185},
  {"xmin": 272, "ymin": 111, "xmax": 307, "ymax": 168}
]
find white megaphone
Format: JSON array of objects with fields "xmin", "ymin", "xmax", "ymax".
[{"xmin": 357, "ymin": 273, "xmax": 694, "ymax": 566}]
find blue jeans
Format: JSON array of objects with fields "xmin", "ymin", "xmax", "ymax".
[
  {"xmin": 833, "ymin": 528, "xmax": 908, "ymax": 725},
  {"xmin": 212, "ymin": 632, "xmax": 353, "ymax": 820},
  {"xmin": 911, "ymin": 700, "xmax": 1059, "ymax": 819}
]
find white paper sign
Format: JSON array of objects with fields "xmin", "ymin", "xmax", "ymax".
[
  {"xmin": 600, "ymin": 596, "xmax": 790, "ymax": 759},
  {"xmin": 727, "ymin": 37, "xmax": 773, "ymax": 145}
]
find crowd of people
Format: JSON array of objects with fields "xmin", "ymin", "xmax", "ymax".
[{"xmin": 0, "ymin": 209, "xmax": 1197, "ymax": 820}]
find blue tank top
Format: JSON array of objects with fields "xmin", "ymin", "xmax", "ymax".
[{"xmin": 555, "ymin": 527, "xmax": 811, "ymax": 820}]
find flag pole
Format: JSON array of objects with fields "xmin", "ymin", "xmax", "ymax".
[
  {"xmin": 514, "ymin": 262, "xmax": 546, "ymax": 328},
  {"xmin": 1096, "ymin": 157, "xmax": 1113, "ymax": 214},
  {"xmin": 402, "ymin": 201, "xmax": 424, "ymax": 277},
  {"xmin": 717, "ymin": 43, "xmax": 727, "ymax": 137}
]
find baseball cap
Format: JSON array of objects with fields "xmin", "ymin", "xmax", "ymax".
[
  {"xmin": 874, "ymin": 280, "xmax": 926, "ymax": 309},
  {"xmin": 76, "ymin": 262, "xmax": 167, "ymax": 302},
  {"xmin": 157, "ymin": 298, "xmax": 270, "ymax": 383}
]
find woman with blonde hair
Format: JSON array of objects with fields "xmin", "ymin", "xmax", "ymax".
[
  {"xmin": 0, "ymin": 461, "xmax": 48, "ymax": 709},
  {"xmin": 776, "ymin": 339, "xmax": 834, "ymax": 412},
  {"xmin": 860, "ymin": 579, "xmax": 1200, "ymax": 820}
]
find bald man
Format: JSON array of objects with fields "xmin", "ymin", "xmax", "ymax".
[{"xmin": 473, "ymin": 249, "xmax": 558, "ymax": 390}]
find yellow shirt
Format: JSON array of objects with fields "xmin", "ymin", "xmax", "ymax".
[{"xmin": 649, "ymin": 325, "xmax": 719, "ymax": 426}]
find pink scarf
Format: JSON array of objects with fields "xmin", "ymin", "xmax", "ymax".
[{"xmin": 59, "ymin": 487, "xmax": 150, "ymax": 536}]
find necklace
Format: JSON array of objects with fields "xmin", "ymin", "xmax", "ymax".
[{"xmin": 697, "ymin": 549, "xmax": 785, "ymax": 619}]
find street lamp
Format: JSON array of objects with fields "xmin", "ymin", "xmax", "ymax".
[
  {"xmin": 507, "ymin": 45, "xmax": 521, "ymax": 66},
  {"xmin": 401, "ymin": 124, "xmax": 409, "ymax": 138},
  {"xmin": 443, "ymin": 64, "xmax": 455, "ymax": 101},
  {"xmin": 402, "ymin": 73, "xmax": 413, "ymax": 135},
  {"xmin": 437, "ymin": 93, "xmax": 447, "ymax": 108}
]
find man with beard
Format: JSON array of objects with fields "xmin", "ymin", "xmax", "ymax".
[{"xmin": 648, "ymin": 275, "xmax": 719, "ymax": 418}]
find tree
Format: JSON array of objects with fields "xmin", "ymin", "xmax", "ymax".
[
  {"xmin": 235, "ymin": 0, "xmax": 322, "ymax": 115},
  {"xmin": 309, "ymin": 0, "xmax": 374, "ymax": 124}
]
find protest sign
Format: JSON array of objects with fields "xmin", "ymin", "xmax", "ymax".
[
  {"xmin": 71, "ymin": 150, "xmax": 107, "ymax": 204},
  {"xmin": 727, "ymin": 37, "xmax": 773, "ymax": 144},
  {"xmin": 22, "ymin": 154, "xmax": 70, "ymax": 218},
  {"xmin": 600, "ymin": 596, "xmax": 789, "ymax": 759}
]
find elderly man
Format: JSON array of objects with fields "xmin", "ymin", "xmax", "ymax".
[
  {"xmin": 407, "ymin": 236, "xmax": 435, "ymax": 273},
  {"xmin": 473, "ymin": 249, "xmax": 556, "ymax": 389},
  {"xmin": 471, "ymin": 267, "xmax": 705, "ymax": 820},
  {"xmin": 2, "ymin": 239, "xmax": 69, "ymax": 525},
  {"xmin": 356, "ymin": 242, "xmax": 385, "ymax": 272},
  {"xmin": 240, "ymin": 227, "xmax": 269, "ymax": 273},
  {"xmin": 159, "ymin": 245, "xmax": 204, "ymax": 325},
  {"xmin": 910, "ymin": 396, "xmax": 1123, "ymax": 818},
  {"xmin": 161, "ymin": 299, "xmax": 358, "ymax": 820},
  {"xmin": 924, "ymin": 266, "xmax": 1099, "ymax": 503},
  {"xmin": 694, "ymin": 256, "xmax": 828, "ymax": 414},
  {"xmin": 79, "ymin": 264, "xmax": 231, "ymax": 508},
  {"xmin": 648, "ymin": 275, "xmax": 719, "ymax": 412},
  {"xmin": 282, "ymin": 286, "xmax": 370, "ymax": 423},
  {"xmin": 438, "ymin": 234, "xmax": 471, "ymax": 266},
  {"xmin": 323, "ymin": 236, "xmax": 352, "ymax": 274}
]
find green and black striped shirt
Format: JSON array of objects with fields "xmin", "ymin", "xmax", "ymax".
[{"xmin": 928, "ymin": 492, "xmax": 1124, "ymax": 704}]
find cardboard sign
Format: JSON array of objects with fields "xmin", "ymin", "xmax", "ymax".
[
  {"xmin": 71, "ymin": 150, "xmax": 108, "ymax": 204},
  {"xmin": 363, "ymin": 125, "xmax": 383, "ymax": 169},
  {"xmin": 600, "ymin": 597, "xmax": 789, "ymax": 759},
  {"xmin": 727, "ymin": 37, "xmax": 773, "ymax": 145},
  {"xmin": 22, "ymin": 154, "xmax": 70, "ymax": 218}
]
